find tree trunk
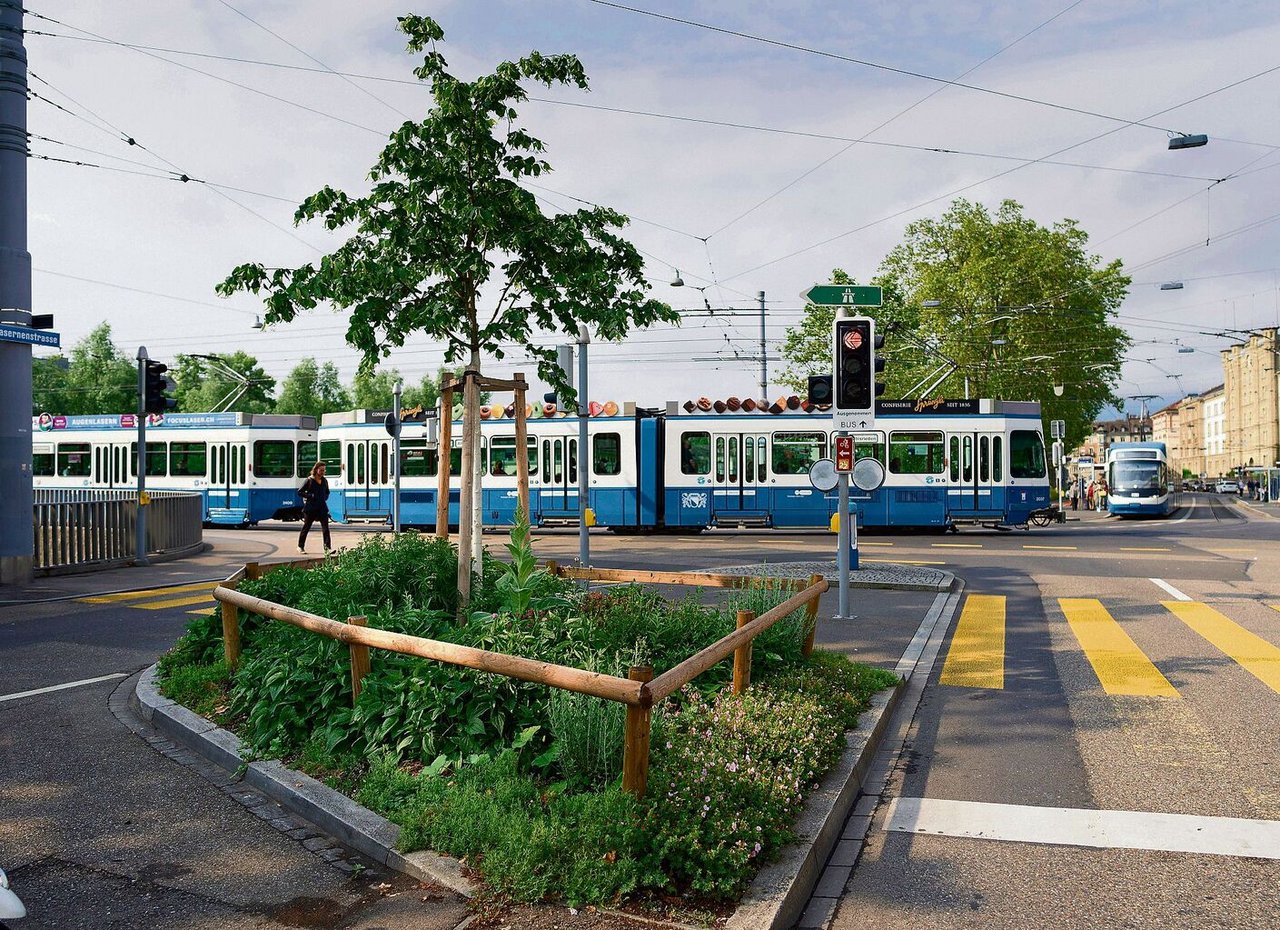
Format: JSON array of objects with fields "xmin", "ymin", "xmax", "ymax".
[{"xmin": 457, "ymin": 366, "xmax": 479, "ymax": 610}]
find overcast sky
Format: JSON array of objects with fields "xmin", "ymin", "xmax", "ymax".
[{"xmin": 25, "ymin": 0, "xmax": 1280, "ymax": 414}]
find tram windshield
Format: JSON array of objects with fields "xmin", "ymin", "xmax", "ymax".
[{"xmin": 1110, "ymin": 460, "xmax": 1164, "ymax": 493}]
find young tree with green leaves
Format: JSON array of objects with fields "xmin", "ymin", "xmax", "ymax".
[
  {"xmin": 274, "ymin": 358, "xmax": 351, "ymax": 419},
  {"xmin": 779, "ymin": 200, "xmax": 1130, "ymax": 448},
  {"xmin": 218, "ymin": 15, "xmax": 675, "ymax": 604},
  {"xmin": 173, "ymin": 351, "xmax": 275, "ymax": 413},
  {"xmin": 350, "ymin": 366, "xmax": 403, "ymax": 411},
  {"xmin": 31, "ymin": 324, "xmax": 137, "ymax": 415}
]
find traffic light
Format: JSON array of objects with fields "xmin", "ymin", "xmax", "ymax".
[
  {"xmin": 833, "ymin": 317, "xmax": 882, "ymax": 412},
  {"xmin": 143, "ymin": 360, "xmax": 177, "ymax": 414},
  {"xmin": 806, "ymin": 374, "xmax": 833, "ymax": 407}
]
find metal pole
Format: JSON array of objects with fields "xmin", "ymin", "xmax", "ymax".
[
  {"xmin": 836, "ymin": 470, "xmax": 850, "ymax": 619},
  {"xmin": 758, "ymin": 291, "xmax": 767, "ymax": 398},
  {"xmin": 392, "ymin": 379, "xmax": 402, "ymax": 535},
  {"xmin": 0, "ymin": 0, "xmax": 33, "ymax": 584},
  {"xmin": 135, "ymin": 347, "xmax": 149, "ymax": 566},
  {"xmin": 577, "ymin": 325, "xmax": 590, "ymax": 581}
]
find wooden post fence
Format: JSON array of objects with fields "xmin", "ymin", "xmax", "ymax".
[
  {"xmin": 802, "ymin": 572, "xmax": 823, "ymax": 657},
  {"xmin": 733, "ymin": 610, "xmax": 753, "ymax": 694},
  {"xmin": 348, "ymin": 615, "xmax": 370, "ymax": 703},
  {"xmin": 623, "ymin": 665, "xmax": 654, "ymax": 798}
]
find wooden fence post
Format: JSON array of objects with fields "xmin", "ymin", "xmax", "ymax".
[
  {"xmin": 733, "ymin": 611, "xmax": 754, "ymax": 693},
  {"xmin": 802, "ymin": 573, "xmax": 824, "ymax": 658},
  {"xmin": 545, "ymin": 559, "xmax": 559, "ymax": 577},
  {"xmin": 221, "ymin": 589, "xmax": 241, "ymax": 671},
  {"xmin": 622, "ymin": 665, "xmax": 654, "ymax": 798},
  {"xmin": 246, "ymin": 561, "xmax": 261, "ymax": 580},
  {"xmin": 347, "ymin": 615, "xmax": 370, "ymax": 704}
]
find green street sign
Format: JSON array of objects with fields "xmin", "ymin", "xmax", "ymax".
[{"xmin": 803, "ymin": 284, "xmax": 883, "ymax": 307}]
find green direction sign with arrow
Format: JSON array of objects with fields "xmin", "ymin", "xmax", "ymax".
[{"xmin": 803, "ymin": 284, "xmax": 883, "ymax": 307}]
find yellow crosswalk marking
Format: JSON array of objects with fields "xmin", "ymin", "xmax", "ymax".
[
  {"xmin": 1164, "ymin": 602, "xmax": 1280, "ymax": 694},
  {"xmin": 862, "ymin": 558, "xmax": 946, "ymax": 566},
  {"xmin": 1058, "ymin": 598, "xmax": 1178, "ymax": 697},
  {"xmin": 136, "ymin": 593, "xmax": 218, "ymax": 610},
  {"xmin": 80, "ymin": 582, "xmax": 218, "ymax": 604},
  {"xmin": 1120, "ymin": 547, "xmax": 1172, "ymax": 552},
  {"xmin": 1023, "ymin": 545, "xmax": 1077, "ymax": 550},
  {"xmin": 939, "ymin": 594, "xmax": 1005, "ymax": 689},
  {"xmin": 932, "ymin": 543, "xmax": 983, "ymax": 548}
]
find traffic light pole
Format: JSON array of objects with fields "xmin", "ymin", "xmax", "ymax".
[
  {"xmin": 392, "ymin": 379, "xmax": 402, "ymax": 535},
  {"xmin": 135, "ymin": 346, "xmax": 149, "ymax": 567}
]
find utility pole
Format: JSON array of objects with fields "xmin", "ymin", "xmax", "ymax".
[
  {"xmin": 577, "ymin": 325, "xmax": 590, "ymax": 581},
  {"xmin": 758, "ymin": 291, "xmax": 767, "ymax": 398},
  {"xmin": 135, "ymin": 347, "xmax": 150, "ymax": 567},
  {"xmin": 0, "ymin": 1, "xmax": 32, "ymax": 584},
  {"xmin": 392, "ymin": 379, "xmax": 402, "ymax": 534}
]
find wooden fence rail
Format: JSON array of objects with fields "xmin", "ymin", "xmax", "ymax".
[{"xmin": 212, "ymin": 558, "xmax": 828, "ymax": 797}]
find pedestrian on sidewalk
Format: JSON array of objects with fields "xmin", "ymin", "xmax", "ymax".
[
  {"xmin": 1086, "ymin": 480, "xmax": 1096, "ymax": 511},
  {"xmin": 297, "ymin": 461, "xmax": 332, "ymax": 554},
  {"xmin": 1069, "ymin": 483, "xmax": 1079, "ymax": 511},
  {"xmin": 1096, "ymin": 480, "xmax": 1109, "ymax": 513}
]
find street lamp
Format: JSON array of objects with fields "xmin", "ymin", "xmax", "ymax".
[
  {"xmin": 1159, "ymin": 282, "xmax": 1184, "ymax": 291},
  {"xmin": 1168, "ymin": 133, "xmax": 1208, "ymax": 150}
]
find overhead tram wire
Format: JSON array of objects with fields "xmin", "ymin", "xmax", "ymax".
[
  {"xmin": 703, "ymin": 0, "xmax": 1089, "ymax": 240},
  {"xmin": 719, "ymin": 58, "xmax": 1280, "ymax": 285},
  {"xmin": 27, "ymin": 67, "xmax": 323, "ymax": 252},
  {"xmin": 211, "ymin": 0, "xmax": 412, "ymax": 121},
  {"xmin": 580, "ymin": 0, "xmax": 1252, "ymax": 141}
]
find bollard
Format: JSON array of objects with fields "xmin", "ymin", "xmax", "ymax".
[
  {"xmin": 347, "ymin": 615, "xmax": 370, "ymax": 704},
  {"xmin": 622, "ymin": 665, "xmax": 654, "ymax": 798}
]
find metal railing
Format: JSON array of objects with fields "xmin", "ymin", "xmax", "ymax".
[{"xmin": 33, "ymin": 490, "xmax": 204, "ymax": 572}]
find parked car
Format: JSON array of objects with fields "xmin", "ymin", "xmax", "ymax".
[{"xmin": 1215, "ymin": 479, "xmax": 1239, "ymax": 494}]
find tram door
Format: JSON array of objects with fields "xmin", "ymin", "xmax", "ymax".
[
  {"xmin": 210, "ymin": 442, "xmax": 248, "ymax": 509},
  {"xmin": 538, "ymin": 436, "xmax": 578, "ymax": 516},
  {"xmin": 93, "ymin": 444, "xmax": 130, "ymax": 488},
  {"xmin": 949, "ymin": 432, "xmax": 1003, "ymax": 515},
  {"xmin": 344, "ymin": 439, "xmax": 392, "ymax": 519},
  {"xmin": 711, "ymin": 433, "xmax": 767, "ymax": 520}
]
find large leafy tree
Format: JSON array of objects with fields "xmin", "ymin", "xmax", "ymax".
[
  {"xmin": 780, "ymin": 200, "xmax": 1130, "ymax": 447},
  {"xmin": 173, "ymin": 351, "xmax": 275, "ymax": 413},
  {"xmin": 31, "ymin": 324, "xmax": 137, "ymax": 415},
  {"xmin": 274, "ymin": 358, "xmax": 351, "ymax": 419},
  {"xmin": 218, "ymin": 14, "xmax": 676, "ymax": 602},
  {"xmin": 350, "ymin": 366, "xmax": 403, "ymax": 410}
]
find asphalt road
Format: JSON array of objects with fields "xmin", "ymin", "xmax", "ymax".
[
  {"xmin": 3, "ymin": 494, "xmax": 1277, "ymax": 928},
  {"xmin": 830, "ymin": 493, "xmax": 1280, "ymax": 930}
]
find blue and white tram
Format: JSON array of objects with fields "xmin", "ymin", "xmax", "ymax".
[
  {"xmin": 1105, "ymin": 442, "xmax": 1180, "ymax": 517},
  {"xmin": 320, "ymin": 398, "xmax": 1049, "ymax": 531},
  {"xmin": 31, "ymin": 412, "xmax": 318, "ymax": 525}
]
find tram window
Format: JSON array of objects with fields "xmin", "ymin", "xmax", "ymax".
[
  {"xmin": 297, "ymin": 441, "xmax": 317, "ymax": 477},
  {"xmin": 33, "ymin": 446, "xmax": 54, "ymax": 477},
  {"xmin": 114, "ymin": 446, "xmax": 127, "ymax": 484},
  {"xmin": 129, "ymin": 442, "xmax": 168, "ymax": 477},
  {"xmin": 993, "ymin": 436, "xmax": 1003, "ymax": 481},
  {"xmin": 744, "ymin": 437, "xmax": 754, "ymax": 484},
  {"xmin": 854, "ymin": 434, "xmax": 885, "ymax": 465},
  {"xmin": 715, "ymin": 437, "xmax": 726, "ymax": 482},
  {"xmin": 254, "ymin": 440, "xmax": 294, "ymax": 478},
  {"xmin": 888, "ymin": 431, "xmax": 945, "ymax": 474},
  {"xmin": 593, "ymin": 433, "xmax": 621, "ymax": 476},
  {"xmin": 319, "ymin": 440, "xmax": 342, "ymax": 474},
  {"xmin": 979, "ymin": 437, "xmax": 990, "ymax": 482},
  {"xmin": 756, "ymin": 437, "xmax": 767, "ymax": 481},
  {"xmin": 1010, "ymin": 430, "xmax": 1046, "ymax": 478},
  {"xmin": 401, "ymin": 440, "xmax": 431, "ymax": 477},
  {"xmin": 380, "ymin": 443, "xmax": 390, "ymax": 484},
  {"xmin": 171, "ymin": 442, "xmax": 208, "ymax": 477},
  {"xmin": 962, "ymin": 436, "xmax": 973, "ymax": 481},
  {"xmin": 568, "ymin": 439, "xmax": 577, "ymax": 484},
  {"xmin": 680, "ymin": 432, "xmax": 711, "ymax": 475},
  {"xmin": 949, "ymin": 437, "xmax": 960, "ymax": 481},
  {"xmin": 772, "ymin": 432, "xmax": 826, "ymax": 475},
  {"xmin": 346, "ymin": 444, "xmax": 355, "ymax": 482}
]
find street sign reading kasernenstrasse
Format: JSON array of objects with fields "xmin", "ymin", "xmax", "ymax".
[
  {"xmin": 0, "ymin": 323, "xmax": 59, "ymax": 348},
  {"xmin": 803, "ymin": 284, "xmax": 883, "ymax": 307}
]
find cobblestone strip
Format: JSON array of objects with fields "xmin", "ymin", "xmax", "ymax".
[
  {"xmin": 707, "ymin": 560, "xmax": 955, "ymax": 592},
  {"xmin": 108, "ymin": 672, "xmax": 379, "ymax": 881}
]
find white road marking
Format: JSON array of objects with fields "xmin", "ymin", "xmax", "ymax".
[
  {"xmin": 1150, "ymin": 578, "xmax": 1192, "ymax": 601},
  {"xmin": 0, "ymin": 673, "xmax": 128, "ymax": 704},
  {"xmin": 884, "ymin": 797, "xmax": 1280, "ymax": 860}
]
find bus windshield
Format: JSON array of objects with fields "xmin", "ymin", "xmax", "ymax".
[{"xmin": 1110, "ymin": 460, "xmax": 1163, "ymax": 492}]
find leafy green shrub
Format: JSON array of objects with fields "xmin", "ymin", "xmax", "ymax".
[
  {"xmin": 546, "ymin": 682, "xmax": 625, "ymax": 788},
  {"xmin": 156, "ymin": 656, "xmax": 230, "ymax": 718},
  {"xmin": 366, "ymin": 750, "xmax": 652, "ymax": 907},
  {"xmin": 760, "ymin": 651, "xmax": 900, "ymax": 728}
]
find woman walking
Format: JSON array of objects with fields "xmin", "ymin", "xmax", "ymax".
[{"xmin": 297, "ymin": 461, "xmax": 332, "ymax": 554}]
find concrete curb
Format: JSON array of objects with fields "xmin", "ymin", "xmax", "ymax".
[
  {"xmin": 725, "ymin": 680, "xmax": 903, "ymax": 930},
  {"xmin": 134, "ymin": 663, "xmax": 475, "ymax": 898}
]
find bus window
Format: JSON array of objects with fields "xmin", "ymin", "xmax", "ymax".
[
  {"xmin": 254, "ymin": 440, "xmax": 294, "ymax": 478},
  {"xmin": 771, "ymin": 432, "xmax": 826, "ymax": 475},
  {"xmin": 592, "ymin": 433, "xmax": 620, "ymax": 476},
  {"xmin": 171, "ymin": 442, "xmax": 208, "ymax": 477},
  {"xmin": 1010, "ymin": 430, "xmax": 1046, "ymax": 478},
  {"xmin": 889, "ymin": 431, "xmax": 945, "ymax": 474},
  {"xmin": 680, "ymin": 432, "xmax": 711, "ymax": 475},
  {"xmin": 33, "ymin": 445, "xmax": 54, "ymax": 477}
]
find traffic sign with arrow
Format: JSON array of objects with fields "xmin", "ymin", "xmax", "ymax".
[{"xmin": 803, "ymin": 284, "xmax": 883, "ymax": 307}]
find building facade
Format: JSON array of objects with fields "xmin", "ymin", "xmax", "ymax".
[
  {"xmin": 1175, "ymin": 394, "xmax": 1202, "ymax": 478},
  {"xmin": 1221, "ymin": 328, "xmax": 1279, "ymax": 475},
  {"xmin": 1150, "ymin": 402, "xmax": 1178, "ymax": 472},
  {"xmin": 1201, "ymin": 384, "xmax": 1228, "ymax": 478}
]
